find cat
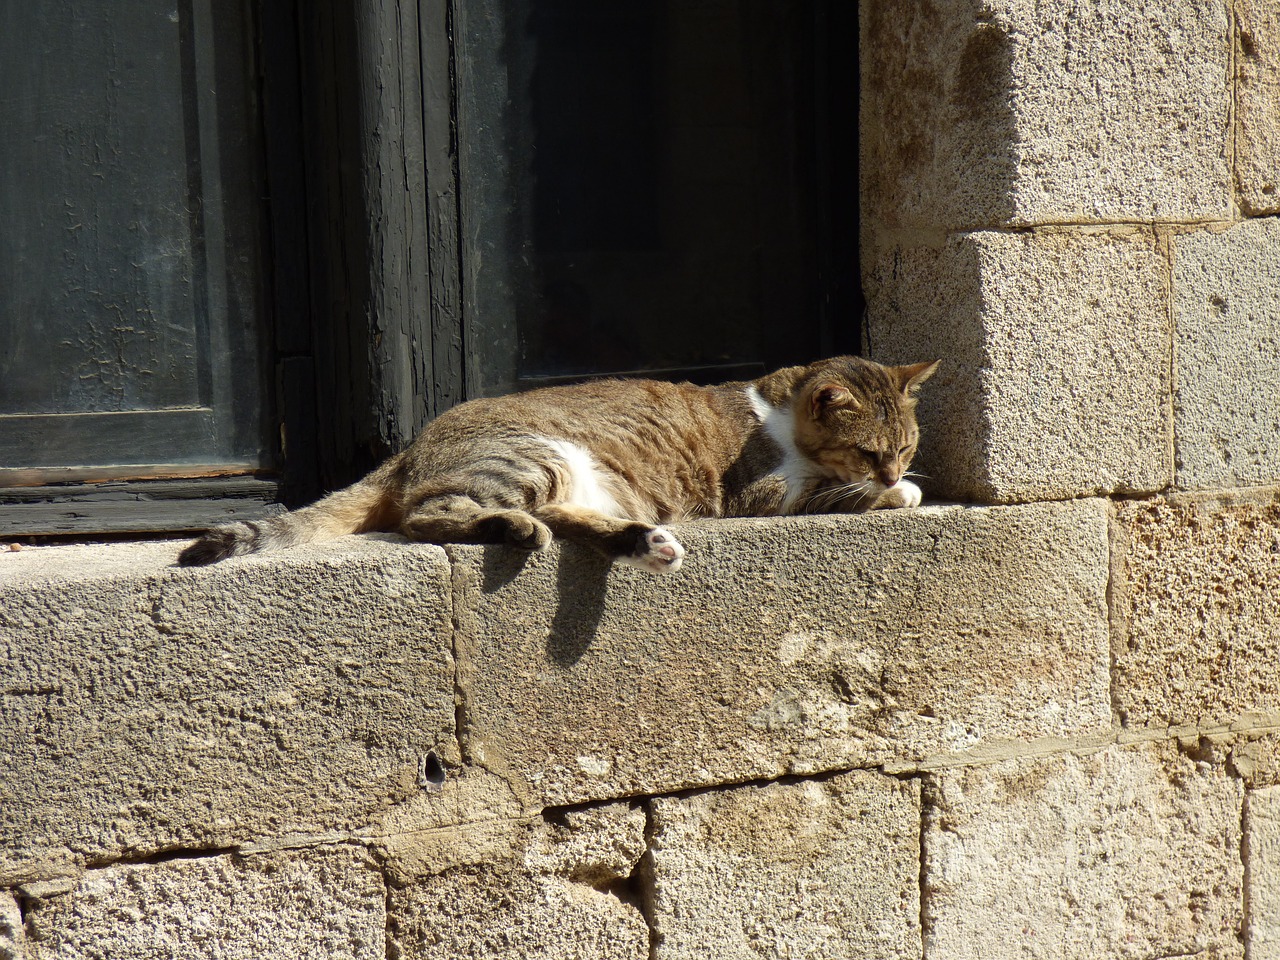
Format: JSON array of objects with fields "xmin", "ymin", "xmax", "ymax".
[{"xmin": 178, "ymin": 355, "xmax": 938, "ymax": 573}]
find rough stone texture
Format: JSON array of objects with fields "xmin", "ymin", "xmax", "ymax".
[
  {"xmin": 21, "ymin": 846, "xmax": 385, "ymax": 960},
  {"xmin": 648, "ymin": 771, "xmax": 921, "ymax": 960},
  {"xmin": 387, "ymin": 802, "xmax": 648, "ymax": 960},
  {"xmin": 1247, "ymin": 787, "xmax": 1280, "ymax": 959},
  {"xmin": 866, "ymin": 228, "xmax": 1171, "ymax": 503},
  {"xmin": 0, "ymin": 891, "xmax": 20, "ymax": 960},
  {"xmin": 0, "ymin": 539, "xmax": 457, "ymax": 883},
  {"xmin": 1112, "ymin": 489, "xmax": 1280, "ymax": 728},
  {"xmin": 1173, "ymin": 219, "xmax": 1280, "ymax": 490},
  {"xmin": 1238, "ymin": 1, "xmax": 1280, "ymax": 214},
  {"xmin": 454, "ymin": 501, "xmax": 1111, "ymax": 808},
  {"xmin": 925, "ymin": 742, "xmax": 1244, "ymax": 959},
  {"xmin": 860, "ymin": 0, "xmax": 1231, "ymax": 236},
  {"xmin": 1228, "ymin": 733, "xmax": 1280, "ymax": 789}
]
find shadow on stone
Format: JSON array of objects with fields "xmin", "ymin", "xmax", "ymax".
[
  {"xmin": 479, "ymin": 547, "xmax": 533, "ymax": 594},
  {"xmin": 546, "ymin": 545, "xmax": 610, "ymax": 667}
]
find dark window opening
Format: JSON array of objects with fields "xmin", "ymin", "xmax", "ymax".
[{"xmin": 460, "ymin": 0, "xmax": 859, "ymax": 394}]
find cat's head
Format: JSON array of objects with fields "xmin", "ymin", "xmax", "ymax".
[{"xmin": 792, "ymin": 356, "xmax": 939, "ymax": 501}]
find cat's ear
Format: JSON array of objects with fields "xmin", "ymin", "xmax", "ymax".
[
  {"xmin": 809, "ymin": 382, "xmax": 855, "ymax": 419},
  {"xmin": 895, "ymin": 361, "xmax": 940, "ymax": 396}
]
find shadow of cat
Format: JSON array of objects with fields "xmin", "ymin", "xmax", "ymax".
[{"xmin": 478, "ymin": 543, "xmax": 609, "ymax": 668}]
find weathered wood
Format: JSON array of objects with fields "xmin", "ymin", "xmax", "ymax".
[
  {"xmin": 298, "ymin": 0, "xmax": 376, "ymax": 490},
  {"xmin": 0, "ymin": 1, "xmax": 268, "ymax": 481},
  {"xmin": 260, "ymin": 0, "xmax": 321, "ymax": 505},
  {"xmin": 295, "ymin": 0, "xmax": 441, "ymax": 492},
  {"xmin": 355, "ymin": 0, "xmax": 434, "ymax": 450},
  {"xmin": 260, "ymin": 0, "xmax": 315, "ymax": 361},
  {"xmin": 454, "ymin": 0, "xmax": 520, "ymax": 398},
  {"xmin": 420, "ymin": 0, "xmax": 467, "ymax": 413},
  {"xmin": 0, "ymin": 478, "xmax": 281, "ymax": 536},
  {"xmin": 278, "ymin": 356, "xmax": 322, "ymax": 507}
]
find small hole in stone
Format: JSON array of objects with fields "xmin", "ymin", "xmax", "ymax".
[{"xmin": 418, "ymin": 750, "xmax": 447, "ymax": 792}]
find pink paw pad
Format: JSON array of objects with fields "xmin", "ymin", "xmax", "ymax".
[{"xmin": 626, "ymin": 526, "xmax": 686, "ymax": 574}]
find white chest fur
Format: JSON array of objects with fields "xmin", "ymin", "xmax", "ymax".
[{"xmin": 745, "ymin": 386, "xmax": 816, "ymax": 513}]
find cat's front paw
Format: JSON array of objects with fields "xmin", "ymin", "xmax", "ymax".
[
  {"xmin": 873, "ymin": 479, "xmax": 923, "ymax": 510},
  {"xmin": 622, "ymin": 526, "xmax": 686, "ymax": 574}
]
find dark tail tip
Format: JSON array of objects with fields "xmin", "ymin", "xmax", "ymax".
[{"xmin": 177, "ymin": 529, "xmax": 243, "ymax": 567}]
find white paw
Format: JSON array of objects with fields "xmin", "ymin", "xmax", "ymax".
[
  {"xmin": 620, "ymin": 526, "xmax": 686, "ymax": 574},
  {"xmin": 875, "ymin": 479, "xmax": 923, "ymax": 509}
]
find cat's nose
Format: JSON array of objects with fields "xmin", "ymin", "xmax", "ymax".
[{"xmin": 879, "ymin": 464, "xmax": 901, "ymax": 487}]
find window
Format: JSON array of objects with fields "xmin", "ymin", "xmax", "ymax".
[
  {"xmin": 1, "ymin": 0, "xmax": 273, "ymax": 534},
  {"xmin": 458, "ymin": 0, "xmax": 859, "ymax": 393},
  {"xmin": 1, "ymin": 0, "xmax": 857, "ymax": 536}
]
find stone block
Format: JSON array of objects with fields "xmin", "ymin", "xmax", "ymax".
[
  {"xmin": 21, "ymin": 845, "xmax": 385, "ymax": 960},
  {"xmin": 1248, "ymin": 786, "xmax": 1280, "ymax": 959},
  {"xmin": 648, "ymin": 770, "xmax": 921, "ymax": 960},
  {"xmin": 1238, "ymin": 1, "xmax": 1280, "ymax": 214},
  {"xmin": 861, "ymin": 0, "xmax": 1231, "ymax": 235},
  {"xmin": 924, "ymin": 742, "xmax": 1244, "ymax": 959},
  {"xmin": 1112, "ymin": 489, "xmax": 1280, "ymax": 728},
  {"xmin": 866, "ymin": 228, "xmax": 1171, "ymax": 503},
  {"xmin": 0, "ymin": 892, "xmax": 20, "ymax": 960},
  {"xmin": 0, "ymin": 539, "xmax": 457, "ymax": 883},
  {"xmin": 1173, "ymin": 219, "xmax": 1280, "ymax": 489},
  {"xmin": 386, "ymin": 802, "xmax": 648, "ymax": 960},
  {"xmin": 453, "ymin": 500, "xmax": 1111, "ymax": 808}
]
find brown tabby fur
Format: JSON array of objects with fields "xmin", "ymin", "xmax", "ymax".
[{"xmin": 178, "ymin": 356, "xmax": 938, "ymax": 572}]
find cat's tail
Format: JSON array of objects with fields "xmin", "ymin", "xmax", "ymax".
[{"xmin": 177, "ymin": 476, "xmax": 398, "ymax": 567}]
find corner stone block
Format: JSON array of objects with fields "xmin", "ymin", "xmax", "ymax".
[
  {"xmin": 0, "ymin": 539, "xmax": 457, "ymax": 883},
  {"xmin": 924, "ymin": 742, "xmax": 1244, "ymax": 960},
  {"xmin": 1238, "ymin": 1, "xmax": 1280, "ymax": 215},
  {"xmin": 1112, "ymin": 489, "xmax": 1280, "ymax": 729},
  {"xmin": 860, "ymin": 0, "xmax": 1231, "ymax": 233},
  {"xmin": 1174, "ymin": 218, "xmax": 1280, "ymax": 489},
  {"xmin": 1248, "ymin": 787, "xmax": 1280, "ymax": 959},
  {"xmin": 386, "ymin": 803, "xmax": 649, "ymax": 960},
  {"xmin": 866, "ymin": 228, "xmax": 1171, "ymax": 504},
  {"xmin": 648, "ymin": 771, "xmax": 921, "ymax": 960},
  {"xmin": 21, "ymin": 845, "xmax": 386, "ymax": 960},
  {"xmin": 453, "ymin": 501, "xmax": 1111, "ymax": 808}
]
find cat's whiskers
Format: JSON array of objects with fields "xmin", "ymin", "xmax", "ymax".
[{"xmin": 801, "ymin": 478, "xmax": 875, "ymax": 514}]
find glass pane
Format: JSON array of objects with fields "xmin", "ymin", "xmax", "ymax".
[
  {"xmin": 0, "ymin": 0, "xmax": 268, "ymax": 481},
  {"xmin": 459, "ymin": 0, "xmax": 851, "ymax": 394}
]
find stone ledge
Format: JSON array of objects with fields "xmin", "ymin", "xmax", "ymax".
[
  {"xmin": 0, "ymin": 539, "xmax": 457, "ymax": 885},
  {"xmin": 1, "ymin": 502, "xmax": 1114, "ymax": 885},
  {"xmin": 453, "ymin": 500, "xmax": 1113, "ymax": 807}
]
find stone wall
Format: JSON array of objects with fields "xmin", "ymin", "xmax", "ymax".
[
  {"xmin": 862, "ymin": 0, "xmax": 1279, "ymax": 507},
  {"xmin": 1, "ymin": 489, "xmax": 1277, "ymax": 958},
  {"xmin": 3, "ymin": 0, "xmax": 1279, "ymax": 957}
]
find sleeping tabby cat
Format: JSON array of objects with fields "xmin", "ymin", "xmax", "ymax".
[{"xmin": 178, "ymin": 355, "xmax": 938, "ymax": 573}]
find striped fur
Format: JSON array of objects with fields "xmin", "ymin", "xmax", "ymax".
[{"xmin": 178, "ymin": 356, "xmax": 938, "ymax": 573}]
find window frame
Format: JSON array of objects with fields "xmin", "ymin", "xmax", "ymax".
[{"xmin": 1, "ymin": 0, "xmax": 859, "ymax": 538}]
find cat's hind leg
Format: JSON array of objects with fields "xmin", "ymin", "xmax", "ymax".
[
  {"xmin": 400, "ymin": 493, "xmax": 552, "ymax": 549},
  {"xmin": 533, "ymin": 503, "xmax": 685, "ymax": 573}
]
